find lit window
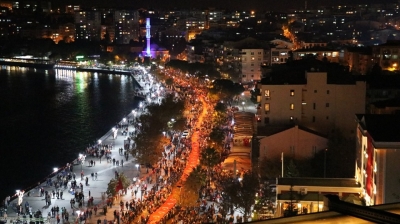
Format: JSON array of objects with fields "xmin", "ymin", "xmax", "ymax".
[
  {"xmin": 290, "ymin": 104, "xmax": 294, "ymax": 110},
  {"xmin": 264, "ymin": 103, "xmax": 270, "ymax": 112},
  {"xmin": 290, "ymin": 89, "xmax": 295, "ymax": 96},
  {"xmin": 264, "ymin": 90, "xmax": 270, "ymax": 97}
]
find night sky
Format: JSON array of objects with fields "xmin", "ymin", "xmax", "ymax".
[{"xmin": 51, "ymin": 0, "xmax": 397, "ymax": 11}]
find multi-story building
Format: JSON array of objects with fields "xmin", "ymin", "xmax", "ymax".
[
  {"xmin": 355, "ymin": 114, "xmax": 400, "ymax": 205},
  {"xmin": 186, "ymin": 39, "xmax": 204, "ymax": 63},
  {"xmin": 270, "ymin": 45, "xmax": 290, "ymax": 65},
  {"xmin": 240, "ymin": 48, "xmax": 269, "ymax": 83},
  {"xmin": 114, "ymin": 10, "xmax": 139, "ymax": 44},
  {"xmin": 223, "ymin": 37, "xmax": 270, "ymax": 83},
  {"xmin": 51, "ymin": 23, "xmax": 75, "ymax": 43},
  {"xmin": 372, "ymin": 40, "xmax": 400, "ymax": 71},
  {"xmin": 74, "ymin": 10, "xmax": 101, "ymax": 41},
  {"xmin": 343, "ymin": 47, "xmax": 372, "ymax": 75},
  {"xmin": 293, "ymin": 47, "xmax": 340, "ymax": 63},
  {"xmin": 257, "ymin": 61, "xmax": 366, "ymax": 137}
]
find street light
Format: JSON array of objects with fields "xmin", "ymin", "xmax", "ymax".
[
  {"xmin": 324, "ymin": 149, "xmax": 328, "ymax": 178},
  {"xmin": 53, "ymin": 168, "xmax": 58, "ymax": 173},
  {"xmin": 135, "ymin": 164, "xmax": 139, "ymax": 176},
  {"xmin": 98, "ymin": 139, "xmax": 102, "ymax": 145},
  {"xmin": 242, "ymin": 101, "xmax": 245, "ymax": 111},
  {"xmin": 79, "ymin": 154, "xmax": 84, "ymax": 171}
]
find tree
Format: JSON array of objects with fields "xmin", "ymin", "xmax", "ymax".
[
  {"xmin": 286, "ymin": 159, "xmax": 300, "ymax": 177},
  {"xmin": 106, "ymin": 172, "xmax": 131, "ymax": 196},
  {"xmin": 221, "ymin": 171, "xmax": 259, "ymax": 220},
  {"xmin": 182, "ymin": 165, "xmax": 207, "ymax": 206},
  {"xmin": 200, "ymin": 147, "xmax": 221, "ymax": 186},
  {"xmin": 326, "ymin": 129, "xmax": 355, "ymax": 178},
  {"xmin": 209, "ymin": 127, "xmax": 225, "ymax": 147},
  {"xmin": 209, "ymin": 79, "xmax": 244, "ymax": 101},
  {"xmin": 214, "ymin": 102, "xmax": 227, "ymax": 113},
  {"xmin": 132, "ymin": 95, "xmax": 185, "ymax": 166},
  {"xmin": 165, "ymin": 77, "xmax": 174, "ymax": 87},
  {"xmin": 259, "ymin": 156, "xmax": 281, "ymax": 179},
  {"xmin": 200, "ymin": 147, "xmax": 221, "ymax": 169}
]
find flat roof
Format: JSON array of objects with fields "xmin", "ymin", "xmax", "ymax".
[
  {"xmin": 251, "ymin": 203, "xmax": 400, "ymax": 224},
  {"xmin": 277, "ymin": 178, "xmax": 361, "ymax": 188},
  {"xmin": 357, "ymin": 114, "xmax": 400, "ymax": 143}
]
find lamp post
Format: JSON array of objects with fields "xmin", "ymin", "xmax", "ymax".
[
  {"xmin": 324, "ymin": 149, "xmax": 328, "ymax": 178},
  {"xmin": 135, "ymin": 164, "xmax": 139, "ymax": 176},
  {"xmin": 79, "ymin": 154, "xmax": 84, "ymax": 171}
]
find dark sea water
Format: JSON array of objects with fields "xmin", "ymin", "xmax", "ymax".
[{"xmin": 0, "ymin": 67, "xmax": 139, "ymax": 199}]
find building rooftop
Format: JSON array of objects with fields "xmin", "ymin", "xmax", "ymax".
[
  {"xmin": 257, "ymin": 124, "xmax": 327, "ymax": 138},
  {"xmin": 371, "ymin": 97, "xmax": 400, "ymax": 108},
  {"xmin": 259, "ymin": 59, "xmax": 361, "ymax": 85},
  {"xmin": 294, "ymin": 47, "xmax": 338, "ymax": 52},
  {"xmin": 277, "ymin": 177, "xmax": 361, "ymax": 188},
  {"xmin": 356, "ymin": 114, "xmax": 400, "ymax": 144},
  {"xmin": 377, "ymin": 40, "xmax": 400, "ymax": 46}
]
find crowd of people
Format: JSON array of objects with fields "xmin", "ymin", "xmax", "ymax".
[{"xmin": 2, "ymin": 65, "xmax": 249, "ymax": 224}]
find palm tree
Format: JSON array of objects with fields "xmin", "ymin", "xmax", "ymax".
[{"xmin": 200, "ymin": 147, "xmax": 221, "ymax": 169}]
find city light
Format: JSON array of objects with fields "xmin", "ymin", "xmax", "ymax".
[{"xmin": 53, "ymin": 168, "xmax": 58, "ymax": 172}]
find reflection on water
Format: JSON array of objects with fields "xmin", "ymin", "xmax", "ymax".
[{"xmin": 0, "ymin": 67, "xmax": 139, "ymax": 198}]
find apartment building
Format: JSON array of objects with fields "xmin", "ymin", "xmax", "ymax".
[
  {"xmin": 355, "ymin": 114, "xmax": 400, "ymax": 205},
  {"xmin": 257, "ymin": 63, "xmax": 366, "ymax": 137}
]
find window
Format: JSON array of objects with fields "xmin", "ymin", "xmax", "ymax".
[
  {"xmin": 290, "ymin": 146, "xmax": 295, "ymax": 154},
  {"xmin": 327, "ymin": 90, "xmax": 330, "ymax": 94},
  {"xmin": 326, "ymin": 116, "xmax": 329, "ymax": 120},
  {"xmin": 264, "ymin": 103, "xmax": 270, "ymax": 112},
  {"xmin": 264, "ymin": 117, "xmax": 270, "ymax": 124},
  {"xmin": 313, "ymin": 103, "xmax": 316, "ymax": 110},
  {"xmin": 264, "ymin": 90, "xmax": 270, "ymax": 97},
  {"xmin": 242, "ymin": 75, "xmax": 246, "ymax": 77},
  {"xmin": 312, "ymin": 116, "xmax": 316, "ymax": 122},
  {"xmin": 326, "ymin": 103, "xmax": 329, "ymax": 107},
  {"xmin": 312, "ymin": 146, "xmax": 317, "ymax": 154},
  {"xmin": 251, "ymin": 52, "xmax": 254, "ymax": 55},
  {"xmin": 290, "ymin": 89, "xmax": 295, "ymax": 96},
  {"xmin": 290, "ymin": 103, "xmax": 294, "ymax": 110},
  {"xmin": 314, "ymin": 90, "xmax": 317, "ymax": 93}
]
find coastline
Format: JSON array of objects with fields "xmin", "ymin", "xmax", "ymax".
[{"xmin": 0, "ymin": 67, "xmax": 153, "ymax": 223}]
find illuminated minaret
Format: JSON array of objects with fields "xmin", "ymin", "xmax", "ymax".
[{"xmin": 146, "ymin": 18, "xmax": 151, "ymax": 57}]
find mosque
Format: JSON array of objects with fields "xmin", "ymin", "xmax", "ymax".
[{"xmin": 141, "ymin": 18, "xmax": 169, "ymax": 61}]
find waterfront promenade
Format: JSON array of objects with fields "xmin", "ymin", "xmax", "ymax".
[{"xmin": 0, "ymin": 68, "xmax": 162, "ymax": 224}]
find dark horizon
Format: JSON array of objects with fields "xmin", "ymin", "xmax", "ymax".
[{"xmin": 50, "ymin": 0, "xmax": 398, "ymax": 11}]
